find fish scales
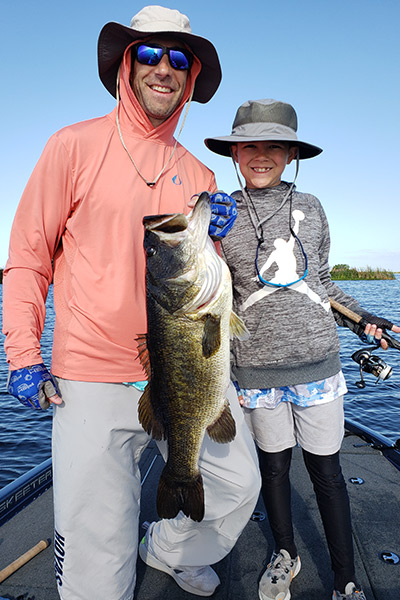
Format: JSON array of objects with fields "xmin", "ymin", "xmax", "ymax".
[{"xmin": 138, "ymin": 192, "xmax": 248, "ymax": 522}]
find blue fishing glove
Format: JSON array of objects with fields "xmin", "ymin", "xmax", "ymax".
[
  {"xmin": 7, "ymin": 363, "xmax": 59, "ymax": 410},
  {"xmin": 359, "ymin": 314, "xmax": 394, "ymax": 347},
  {"xmin": 209, "ymin": 192, "xmax": 237, "ymax": 240},
  {"xmin": 359, "ymin": 332, "xmax": 381, "ymax": 347}
]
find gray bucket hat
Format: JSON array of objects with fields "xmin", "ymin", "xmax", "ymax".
[
  {"xmin": 205, "ymin": 99, "xmax": 322, "ymax": 159},
  {"xmin": 98, "ymin": 5, "xmax": 222, "ymax": 103}
]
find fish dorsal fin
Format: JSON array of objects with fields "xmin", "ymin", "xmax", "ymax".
[
  {"xmin": 136, "ymin": 334, "xmax": 151, "ymax": 379},
  {"xmin": 202, "ymin": 314, "xmax": 221, "ymax": 358},
  {"xmin": 229, "ymin": 311, "xmax": 250, "ymax": 341},
  {"xmin": 207, "ymin": 402, "xmax": 236, "ymax": 443},
  {"xmin": 138, "ymin": 385, "xmax": 167, "ymax": 441}
]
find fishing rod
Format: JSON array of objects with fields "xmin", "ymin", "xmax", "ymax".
[
  {"xmin": 329, "ymin": 298, "xmax": 400, "ymax": 388},
  {"xmin": 329, "ymin": 298, "xmax": 400, "ymax": 351}
]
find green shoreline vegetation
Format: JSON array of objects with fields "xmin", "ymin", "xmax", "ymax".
[
  {"xmin": 330, "ymin": 264, "xmax": 396, "ymax": 280},
  {"xmin": 0, "ymin": 265, "xmax": 397, "ymax": 284}
]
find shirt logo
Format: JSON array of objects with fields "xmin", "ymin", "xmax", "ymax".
[
  {"xmin": 242, "ymin": 210, "xmax": 330, "ymax": 313},
  {"xmin": 172, "ymin": 175, "xmax": 182, "ymax": 185}
]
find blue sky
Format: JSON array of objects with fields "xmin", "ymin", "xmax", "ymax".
[{"xmin": 1, "ymin": 0, "xmax": 399, "ymax": 270}]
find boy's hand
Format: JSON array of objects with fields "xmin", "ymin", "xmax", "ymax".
[
  {"xmin": 362, "ymin": 322, "xmax": 400, "ymax": 350},
  {"xmin": 7, "ymin": 364, "xmax": 62, "ymax": 410},
  {"xmin": 209, "ymin": 192, "xmax": 237, "ymax": 240}
]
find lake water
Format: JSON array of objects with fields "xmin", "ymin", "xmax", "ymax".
[{"xmin": 1, "ymin": 278, "xmax": 400, "ymax": 489}]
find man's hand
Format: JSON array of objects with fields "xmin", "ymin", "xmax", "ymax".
[
  {"xmin": 209, "ymin": 192, "xmax": 237, "ymax": 240},
  {"xmin": 7, "ymin": 364, "xmax": 62, "ymax": 410}
]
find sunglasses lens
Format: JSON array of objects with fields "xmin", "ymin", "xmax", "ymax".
[
  {"xmin": 169, "ymin": 49, "xmax": 190, "ymax": 70},
  {"xmin": 136, "ymin": 45, "xmax": 163, "ymax": 65},
  {"xmin": 136, "ymin": 45, "xmax": 191, "ymax": 70}
]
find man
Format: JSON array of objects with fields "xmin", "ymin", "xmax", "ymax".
[{"xmin": 3, "ymin": 6, "xmax": 260, "ymax": 600}]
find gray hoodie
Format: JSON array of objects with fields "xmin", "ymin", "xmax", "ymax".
[{"xmin": 221, "ymin": 183, "xmax": 371, "ymax": 389}]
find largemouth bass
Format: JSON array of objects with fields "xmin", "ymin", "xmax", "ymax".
[{"xmin": 138, "ymin": 192, "xmax": 248, "ymax": 522}]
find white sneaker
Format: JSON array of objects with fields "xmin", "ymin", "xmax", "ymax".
[
  {"xmin": 259, "ymin": 549, "xmax": 301, "ymax": 600},
  {"xmin": 139, "ymin": 522, "xmax": 220, "ymax": 597},
  {"xmin": 332, "ymin": 581, "xmax": 367, "ymax": 599}
]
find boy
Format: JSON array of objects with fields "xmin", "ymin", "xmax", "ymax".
[{"xmin": 205, "ymin": 99, "xmax": 400, "ymax": 600}]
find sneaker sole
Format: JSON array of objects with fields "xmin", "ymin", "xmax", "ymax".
[
  {"xmin": 258, "ymin": 556, "xmax": 301, "ymax": 600},
  {"xmin": 259, "ymin": 593, "xmax": 291, "ymax": 600},
  {"xmin": 138, "ymin": 534, "xmax": 217, "ymax": 597}
]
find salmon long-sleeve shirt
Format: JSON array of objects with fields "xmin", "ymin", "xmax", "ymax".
[{"xmin": 3, "ymin": 44, "xmax": 217, "ymax": 382}]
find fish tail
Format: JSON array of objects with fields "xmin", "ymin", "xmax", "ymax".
[{"xmin": 157, "ymin": 468, "xmax": 205, "ymax": 522}]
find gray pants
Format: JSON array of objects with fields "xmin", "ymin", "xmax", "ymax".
[
  {"xmin": 52, "ymin": 379, "xmax": 261, "ymax": 600},
  {"xmin": 243, "ymin": 395, "xmax": 345, "ymax": 454}
]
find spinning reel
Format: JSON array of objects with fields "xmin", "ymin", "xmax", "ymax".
[{"xmin": 351, "ymin": 348, "xmax": 393, "ymax": 389}]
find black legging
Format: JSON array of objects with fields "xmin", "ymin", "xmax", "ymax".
[{"xmin": 258, "ymin": 447, "xmax": 355, "ymax": 591}]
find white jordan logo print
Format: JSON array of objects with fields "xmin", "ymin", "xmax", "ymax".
[{"xmin": 241, "ymin": 209, "xmax": 330, "ymax": 312}]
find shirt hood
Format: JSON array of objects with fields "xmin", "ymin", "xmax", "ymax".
[{"xmin": 116, "ymin": 41, "xmax": 202, "ymax": 143}]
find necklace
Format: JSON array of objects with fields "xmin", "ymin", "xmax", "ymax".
[
  {"xmin": 243, "ymin": 183, "xmax": 293, "ymax": 243},
  {"xmin": 115, "ymin": 66, "xmax": 194, "ymax": 187}
]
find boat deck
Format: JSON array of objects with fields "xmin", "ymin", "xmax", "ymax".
[{"xmin": 1, "ymin": 430, "xmax": 399, "ymax": 600}]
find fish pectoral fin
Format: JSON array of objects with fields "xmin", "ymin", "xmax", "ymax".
[
  {"xmin": 138, "ymin": 386, "xmax": 166, "ymax": 441},
  {"xmin": 202, "ymin": 314, "xmax": 221, "ymax": 358},
  {"xmin": 230, "ymin": 311, "xmax": 250, "ymax": 341},
  {"xmin": 136, "ymin": 334, "xmax": 151, "ymax": 379},
  {"xmin": 207, "ymin": 402, "xmax": 236, "ymax": 443}
]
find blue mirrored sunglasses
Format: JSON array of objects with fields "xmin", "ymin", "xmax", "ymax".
[{"xmin": 135, "ymin": 44, "xmax": 193, "ymax": 71}]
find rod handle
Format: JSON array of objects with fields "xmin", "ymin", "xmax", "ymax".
[{"xmin": 0, "ymin": 539, "xmax": 50, "ymax": 583}]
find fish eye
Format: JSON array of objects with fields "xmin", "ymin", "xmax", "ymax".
[{"xmin": 146, "ymin": 246, "xmax": 157, "ymax": 257}]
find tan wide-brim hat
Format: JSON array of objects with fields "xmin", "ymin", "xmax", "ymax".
[
  {"xmin": 205, "ymin": 99, "xmax": 323, "ymax": 159},
  {"xmin": 98, "ymin": 5, "xmax": 222, "ymax": 103}
]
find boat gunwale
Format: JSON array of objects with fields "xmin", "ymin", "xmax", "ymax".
[{"xmin": 1, "ymin": 418, "xmax": 399, "ymax": 528}]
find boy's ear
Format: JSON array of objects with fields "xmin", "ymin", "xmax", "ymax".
[
  {"xmin": 287, "ymin": 146, "xmax": 299, "ymax": 164},
  {"xmin": 231, "ymin": 144, "xmax": 239, "ymax": 162}
]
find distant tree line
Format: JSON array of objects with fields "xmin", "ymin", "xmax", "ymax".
[
  {"xmin": 0, "ymin": 265, "xmax": 396, "ymax": 285},
  {"xmin": 330, "ymin": 264, "xmax": 395, "ymax": 280}
]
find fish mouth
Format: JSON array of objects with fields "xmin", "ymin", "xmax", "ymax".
[
  {"xmin": 143, "ymin": 192, "xmax": 211, "ymax": 249},
  {"xmin": 143, "ymin": 213, "xmax": 188, "ymax": 234}
]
